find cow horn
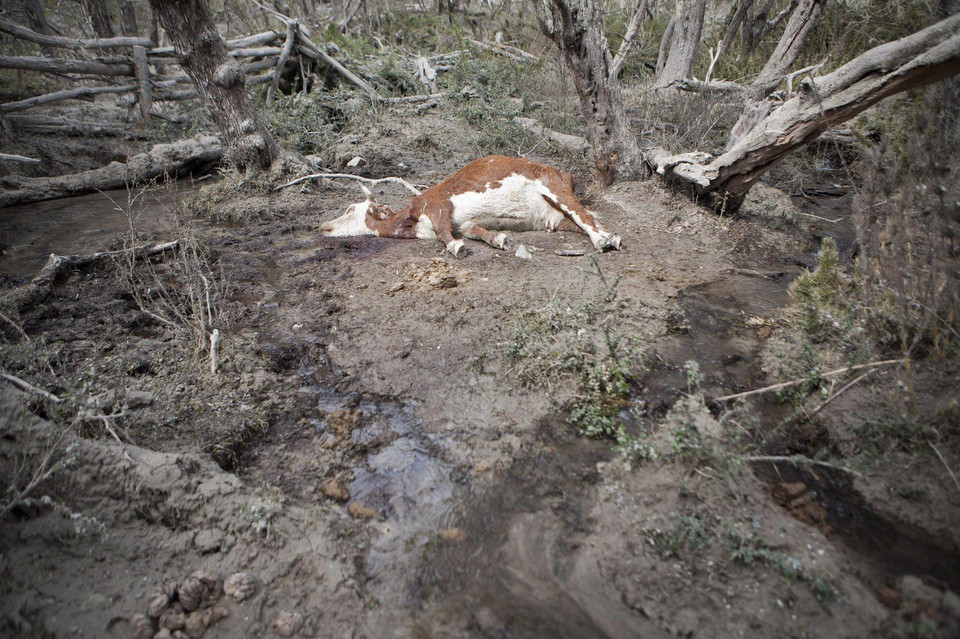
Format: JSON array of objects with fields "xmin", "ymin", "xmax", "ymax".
[{"xmin": 359, "ymin": 184, "xmax": 373, "ymax": 199}]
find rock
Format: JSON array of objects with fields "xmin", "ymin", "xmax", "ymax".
[
  {"xmin": 272, "ymin": 611, "xmax": 304, "ymax": 637},
  {"xmin": 224, "ymin": 572, "xmax": 256, "ymax": 602},
  {"xmin": 125, "ymin": 390, "xmax": 155, "ymax": 409},
  {"xmin": 757, "ymin": 325, "xmax": 773, "ymax": 339},
  {"xmin": 154, "ymin": 630, "xmax": 173, "ymax": 639},
  {"xmin": 459, "ymin": 85, "xmax": 479, "ymax": 99},
  {"xmin": 347, "ymin": 501, "xmax": 377, "ymax": 520},
  {"xmin": 389, "ymin": 282, "xmax": 404, "ymax": 293},
  {"xmin": 320, "ymin": 478, "xmax": 350, "ymax": 502},
  {"xmin": 876, "ymin": 586, "xmax": 903, "ymax": 610},
  {"xmin": 515, "ymin": 245, "xmax": 532, "ymax": 260},
  {"xmin": 428, "ymin": 274, "xmax": 457, "ymax": 289},
  {"xmin": 346, "ymin": 156, "xmax": 363, "ymax": 167}
]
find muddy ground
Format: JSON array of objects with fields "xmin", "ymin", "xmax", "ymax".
[{"xmin": 1, "ymin": 106, "xmax": 960, "ymax": 639}]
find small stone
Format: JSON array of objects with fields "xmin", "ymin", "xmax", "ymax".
[
  {"xmin": 320, "ymin": 478, "xmax": 350, "ymax": 502},
  {"xmin": 154, "ymin": 630, "xmax": 173, "ymax": 639},
  {"xmin": 757, "ymin": 325, "xmax": 773, "ymax": 339},
  {"xmin": 347, "ymin": 501, "xmax": 377, "ymax": 520},
  {"xmin": 515, "ymin": 245, "xmax": 532, "ymax": 260},
  {"xmin": 876, "ymin": 586, "xmax": 903, "ymax": 610},
  {"xmin": 440, "ymin": 528, "xmax": 468, "ymax": 541},
  {"xmin": 459, "ymin": 85, "xmax": 479, "ymax": 99},
  {"xmin": 272, "ymin": 611, "xmax": 304, "ymax": 637},
  {"xmin": 389, "ymin": 282, "xmax": 404, "ymax": 292},
  {"xmin": 125, "ymin": 390, "xmax": 155, "ymax": 409},
  {"xmin": 428, "ymin": 274, "xmax": 457, "ymax": 289},
  {"xmin": 224, "ymin": 572, "xmax": 256, "ymax": 602}
]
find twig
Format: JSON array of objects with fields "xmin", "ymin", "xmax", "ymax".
[
  {"xmin": 95, "ymin": 413, "xmax": 135, "ymax": 463},
  {"xmin": 796, "ymin": 210, "xmax": 842, "ymax": 223},
  {"xmin": 275, "ymin": 172, "xmax": 423, "ymax": 195},
  {"xmin": 210, "ymin": 328, "xmax": 221, "ymax": 375},
  {"xmin": 0, "ymin": 153, "xmax": 41, "ymax": 163},
  {"xmin": 712, "ymin": 359, "xmax": 905, "ymax": 402},
  {"xmin": 929, "ymin": 442, "xmax": 960, "ymax": 494},
  {"xmin": 0, "ymin": 311, "xmax": 30, "ymax": 341},
  {"xmin": 0, "ymin": 372, "xmax": 62, "ymax": 403},
  {"xmin": 743, "ymin": 455, "xmax": 863, "ymax": 477},
  {"xmin": 798, "ymin": 370, "xmax": 874, "ymax": 423}
]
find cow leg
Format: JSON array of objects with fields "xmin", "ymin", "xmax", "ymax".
[
  {"xmin": 462, "ymin": 223, "xmax": 510, "ymax": 250},
  {"xmin": 432, "ymin": 205, "xmax": 466, "ymax": 258},
  {"xmin": 541, "ymin": 175, "xmax": 622, "ymax": 251}
]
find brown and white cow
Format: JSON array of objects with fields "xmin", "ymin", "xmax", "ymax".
[{"xmin": 319, "ymin": 156, "xmax": 622, "ymax": 258}]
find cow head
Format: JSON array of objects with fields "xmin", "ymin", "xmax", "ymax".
[{"xmin": 320, "ymin": 185, "xmax": 394, "ymax": 237}]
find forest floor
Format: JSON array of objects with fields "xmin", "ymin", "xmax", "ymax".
[{"xmin": 1, "ymin": 99, "xmax": 959, "ymax": 639}]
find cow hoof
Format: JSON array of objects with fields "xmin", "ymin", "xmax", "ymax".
[
  {"xmin": 447, "ymin": 239, "xmax": 466, "ymax": 258},
  {"xmin": 595, "ymin": 235, "xmax": 623, "ymax": 252},
  {"xmin": 494, "ymin": 233, "xmax": 510, "ymax": 250}
]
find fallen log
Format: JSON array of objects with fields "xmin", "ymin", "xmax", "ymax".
[
  {"xmin": 148, "ymin": 30, "xmax": 279, "ymax": 56},
  {"xmin": 0, "ymin": 55, "xmax": 134, "ymax": 76},
  {"xmin": 0, "ymin": 84, "xmax": 137, "ymax": 113},
  {"xmin": 0, "ymin": 241, "xmax": 180, "ymax": 319},
  {"xmin": 647, "ymin": 13, "xmax": 960, "ymax": 212},
  {"xmin": 513, "ymin": 117, "xmax": 592, "ymax": 156},
  {"xmin": 0, "ymin": 134, "xmax": 222, "ymax": 207},
  {"xmin": 6, "ymin": 115, "xmax": 132, "ymax": 137},
  {"xmin": 0, "ymin": 18, "xmax": 152, "ymax": 49},
  {"xmin": 267, "ymin": 21, "xmax": 298, "ymax": 107}
]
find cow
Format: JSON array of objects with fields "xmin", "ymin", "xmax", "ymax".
[{"xmin": 319, "ymin": 156, "xmax": 623, "ymax": 258}]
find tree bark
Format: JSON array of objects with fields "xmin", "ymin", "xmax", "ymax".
[
  {"xmin": 148, "ymin": 0, "xmax": 280, "ymax": 174},
  {"xmin": 536, "ymin": 0, "xmax": 644, "ymax": 183},
  {"xmin": 728, "ymin": 0, "xmax": 824, "ymax": 146},
  {"xmin": 655, "ymin": 0, "xmax": 706, "ymax": 87},
  {"xmin": 647, "ymin": 13, "xmax": 960, "ymax": 211}
]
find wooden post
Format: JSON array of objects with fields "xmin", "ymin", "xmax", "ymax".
[
  {"xmin": 267, "ymin": 21, "xmax": 297, "ymax": 107},
  {"xmin": 132, "ymin": 45, "xmax": 152, "ymax": 120}
]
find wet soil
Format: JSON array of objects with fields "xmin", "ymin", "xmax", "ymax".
[{"xmin": 1, "ymin": 137, "xmax": 959, "ymax": 639}]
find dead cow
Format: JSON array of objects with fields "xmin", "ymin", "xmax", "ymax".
[{"xmin": 320, "ymin": 156, "xmax": 623, "ymax": 258}]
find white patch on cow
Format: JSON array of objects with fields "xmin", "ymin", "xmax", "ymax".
[
  {"xmin": 449, "ymin": 174, "xmax": 563, "ymax": 232},
  {"xmin": 321, "ymin": 201, "xmax": 377, "ymax": 237},
  {"xmin": 414, "ymin": 214, "xmax": 437, "ymax": 239}
]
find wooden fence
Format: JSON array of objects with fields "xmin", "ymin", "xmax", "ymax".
[{"xmin": 0, "ymin": 18, "xmax": 377, "ymax": 124}]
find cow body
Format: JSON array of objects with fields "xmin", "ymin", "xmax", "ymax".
[{"xmin": 320, "ymin": 156, "xmax": 622, "ymax": 258}]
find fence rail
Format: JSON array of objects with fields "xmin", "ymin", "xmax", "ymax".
[{"xmin": 0, "ymin": 19, "xmax": 368, "ymax": 123}]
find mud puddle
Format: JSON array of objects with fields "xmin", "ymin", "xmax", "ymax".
[{"xmin": 0, "ymin": 182, "xmax": 198, "ymax": 279}]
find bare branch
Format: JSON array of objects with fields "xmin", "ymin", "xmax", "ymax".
[
  {"xmin": 611, "ymin": 0, "xmax": 650, "ymax": 78},
  {"xmin": 275, "ymin": 173, "xmax": 424, "ymax": 195}
]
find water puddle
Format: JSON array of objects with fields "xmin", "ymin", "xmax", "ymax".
[{"xmin": 0, "ymin": 183, "xmax": 198, "ymax": 279}]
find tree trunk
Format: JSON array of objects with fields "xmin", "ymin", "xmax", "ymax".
[
  {"xmin": 120, "ymin": 0, "xmax": 139, "ymax": 36},
  {"xmin": 716, "ymin": 0, "xmax": 753, "ymax": 62},
  {"xmin": 728, "ymin": 0, "xmax": 824, "ymax": 146},
  {"xmin": 25, "ymin": 0, "xmax": 58, "ymax": 57},
  {"xmin": 84, "ymin": 0, "xmax": 117, "ymax": 38},
  {"xmin": 647, "ymin": 13, "xmax": 960, "ymax": 211},
  {"xmin": 536, "ymin": 0, "xmax": 644, "ymax": 183},
  {"xmin": 655, "ymin": 0, "xmax": 706, "ymax": 87},
  {"xmin": 148, "ymin": 0, "xmax": 280, "ymax": 174},
  {"xmin": 655, "ymin": 14, "xmax": 674, "ymax": 76}
]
